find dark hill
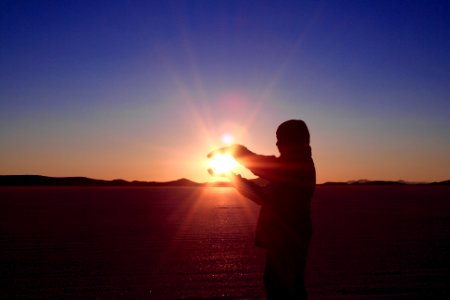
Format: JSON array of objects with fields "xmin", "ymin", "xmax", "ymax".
[
  {"xmin": 429, "ymin": 180, "xmax": 450, "ymax": 186},
  {"xmin": 322, "ymin": 179, "xmax": 450, "ymax": 186},
  {"xmin": 0, "ymin": 175, "xmax": 201, "ymax": 187}
]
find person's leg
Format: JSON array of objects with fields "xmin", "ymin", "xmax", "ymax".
[
  {"xmin": 288, "ymin": 250, "xmax": 308, "ymax": 299},
  {"xmin": 264, "ymin": 245, "xmax": 309, "ymax": 299},
  {"xmin": 263, "ymin": 251, "xmax": 289, "ymax": 299}
]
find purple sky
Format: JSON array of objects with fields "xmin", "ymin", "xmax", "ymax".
[{"xmin": 1, "ymin": 0, "xmax": 449, "ymax": 183}]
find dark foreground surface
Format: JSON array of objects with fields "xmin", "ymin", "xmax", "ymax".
[{"xmin": 1, "ymin": 186, "xmax": 449, "ymax": 299}]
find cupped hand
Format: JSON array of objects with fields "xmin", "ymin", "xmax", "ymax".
[
  {"xmin": 207, "ymin": 144, "xmax": 243, "ymax": 158},
  {"xmin": 207, "ymin": 168, "xmax": 233, "ymax": 177},
  {"xmin": 207, "ymin": 146, "xmax": 232, "ymax": 158}
]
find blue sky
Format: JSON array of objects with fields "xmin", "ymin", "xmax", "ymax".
[{"xmin": 1, "ymin": 0, "xmax": 449, "ymax": 182}]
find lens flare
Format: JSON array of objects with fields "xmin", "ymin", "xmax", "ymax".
[
  {"xmin": 208, "ymin": 153, "xmax": 238, "ymax": 175},
  {"xmin": 221, "ymin": 133, "xmax": 234, "ymax": 144}
]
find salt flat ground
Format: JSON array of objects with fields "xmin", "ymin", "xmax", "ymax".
[{"xmin": 1, "ymin": 186, "xmax": 449, "ymax": 299}]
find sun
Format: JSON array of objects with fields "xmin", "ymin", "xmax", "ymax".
[
  {"xmin": 221, "ymin": 133, "xmax": 234, "ymax": 144},
  {"xmin": 208, "ymin": 153, "xmax": 238, "ymax": 175}
]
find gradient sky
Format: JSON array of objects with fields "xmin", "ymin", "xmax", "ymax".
[{"xmin": 1, "ymin": 0, "xmax": 449, "ymax": 183}]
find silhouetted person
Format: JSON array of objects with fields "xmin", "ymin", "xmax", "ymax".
[{"xmin": 208, "ymin": 120, "xmax": 316, "ymax": 299}]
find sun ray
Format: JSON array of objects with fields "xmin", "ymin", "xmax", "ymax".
[{"xmin": 241, "ymin": 7, "xmax": 324, "ymax": 133}]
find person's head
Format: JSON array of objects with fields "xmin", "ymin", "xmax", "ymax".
[{"xmin": 276, "ymin": 119, "xmax": 310, "ymax": 157}]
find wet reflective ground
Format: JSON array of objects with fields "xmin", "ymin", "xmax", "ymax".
[{"xmin": 1, "ymin": 186, "xmax": 449, "ymax": 299}]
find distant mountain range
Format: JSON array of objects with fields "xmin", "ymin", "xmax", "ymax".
[
  {"xmin": 0, "ymin": 175, "xmax": 449, "ymax": 187},
  {"xmin": 322, "ymin": 179, "xmax": 450, "ymax": 186},
  {"xmin": 0, "ymin": 175, "xmax": 200, "ymax": 187}
]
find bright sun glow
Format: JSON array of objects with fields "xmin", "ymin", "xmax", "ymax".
[
  {"xmin": 221, "ymin": 133, "xmax": 234, "ymax": 144},
  {"xmin": 208, "ymin": 153, "xmax": 238, "ymax": 175}
]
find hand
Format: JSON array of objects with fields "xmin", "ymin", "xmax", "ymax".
[
  {"xmin": 207, "ymin": 168, "xmax": 234, "ymax": 177},
  {"xmin": 229, "ymin": 173, "xmax": 244, "ymax": 181},
  {"xmin": 207, "ymin": 144, "xmax": 245, "ymax": 158},
  {"xmin": 207, "ymin": 146, "xmax": 232, "ymax": 158}
]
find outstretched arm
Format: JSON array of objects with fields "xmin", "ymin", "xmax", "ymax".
[
  {"xmin": 208, "ymin": 144, "xmax": 279, "ymax": 181},
  {"xmin": 228, "ymin": 173, "xmax": 264, "ymax": 205},
  {"xmin": 207, "ymin": 144, "xmax": 255, "ymax": 161}
]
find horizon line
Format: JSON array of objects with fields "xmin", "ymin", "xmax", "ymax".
[{"xmin": 1, "ymin": 174, "xmax": 449, "ymax": 186}]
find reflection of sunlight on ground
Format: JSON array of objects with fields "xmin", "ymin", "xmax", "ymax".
[
  {"xmin": 166, "ymin": 187, "xmax": 259, "ymax": 245},
  {"xmin": 154, "ymin": 187, "xmax": 264, "ymax": 297}
]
